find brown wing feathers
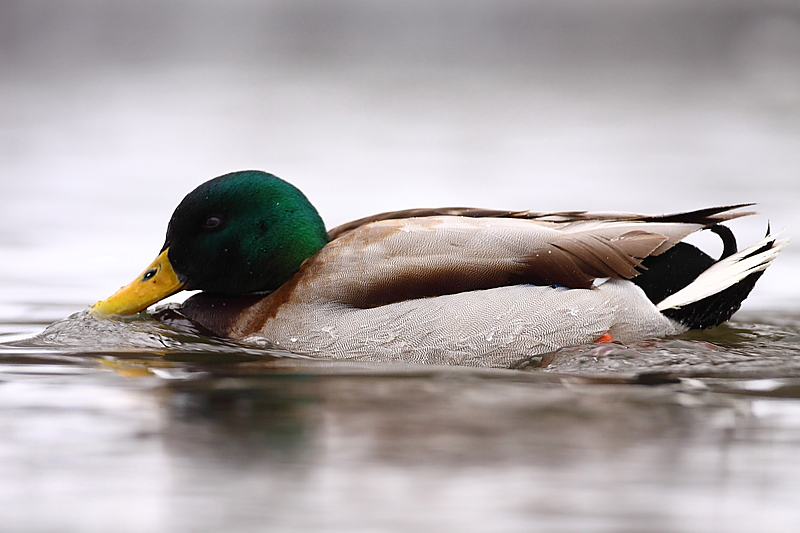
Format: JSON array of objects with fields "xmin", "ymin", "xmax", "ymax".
[
  {"xmin": 327, "ymin": 204, "xmax": 754, "ymax": 240},
  {"xmin": 338, "ymin": 228, "xmax": 671, "ymax": 308},
  {"xmin": 520, "ymin": 231, "xmax": 668, "ymax": 289},
  {"xmin": 322, "ymin": 204, "xmax": 754, "ymax": 308}
]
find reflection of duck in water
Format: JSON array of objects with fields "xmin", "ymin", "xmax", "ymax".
[{"xmin": 92, "ymin": 170, "xmax": 788, "ymax": 367}]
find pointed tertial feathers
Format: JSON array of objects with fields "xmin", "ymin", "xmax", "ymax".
[{"xmin": 523, "ymin": 231, "xmax": 668, "ymax": 289}]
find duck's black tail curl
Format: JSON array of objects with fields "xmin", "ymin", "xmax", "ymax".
[
  {"xmin": 632, "ymin": 226, "xmax": 788, "ymax": 330},
  {"xmin": 658, "ymin": 269, "xmax": 764, "ymax": 330}
]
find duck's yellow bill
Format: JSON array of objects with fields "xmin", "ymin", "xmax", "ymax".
[{"xmin": 91, "ymin": 248, "xmax": 184, "ymax": 317}]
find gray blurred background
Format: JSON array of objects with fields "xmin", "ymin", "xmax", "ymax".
[
  {"xmin": 4, "ymin": 1, "xmax": 800, "ymax": 77},
  {"xmin": 1, "ymin": 0, "xmax": 799, "ymax": 318}
]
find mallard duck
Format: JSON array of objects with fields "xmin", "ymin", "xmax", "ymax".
[{"xmin": 91, "ymin": 170, "xmax": 788, "ymax": 367}]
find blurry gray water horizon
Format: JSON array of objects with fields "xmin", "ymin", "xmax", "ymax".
[{"xmin": 2, "ymin": 2, "xmax": 800, "ymax": 532}]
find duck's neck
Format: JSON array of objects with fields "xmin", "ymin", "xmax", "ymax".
[{"xmin": 173, "ymin": 291, "xmax": 275, "ymax": 338}]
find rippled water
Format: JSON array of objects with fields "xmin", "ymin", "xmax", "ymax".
[
  {"xmin": 2, "ymin": 309, "xmax": 800, "ymax": 531},
  {"xmin": 3, "ymin": 2, "xmax": 800, "ymax": 531}
]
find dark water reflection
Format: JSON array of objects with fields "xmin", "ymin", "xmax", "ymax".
[{"xmin": 2, "ymin": 313, "xmax": 800, "ymax": 531}]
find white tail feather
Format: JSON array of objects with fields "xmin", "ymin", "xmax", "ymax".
[{"xmin": 656, "ymin": 234, "xmax": 790, "ymax": 311}]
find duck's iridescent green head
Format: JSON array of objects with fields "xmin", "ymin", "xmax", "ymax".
[
  {"xmin": 166, "ymin": 171, "xmax": 329, "ymax": 294},
  {"xmin": 91, "ymin": 170, "xmax": 329, "ymax": 316}
]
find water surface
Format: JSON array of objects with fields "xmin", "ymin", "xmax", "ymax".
[{"xmin": 1, "ymin": 308, "xmax": 800, "ymax": 532}]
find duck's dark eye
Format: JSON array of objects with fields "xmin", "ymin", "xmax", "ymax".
[{"xmin": 203, "ymin": 216, "xmax": 223, "ymax": 230}]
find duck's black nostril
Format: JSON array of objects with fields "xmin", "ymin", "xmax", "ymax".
[{"xmin": 142, "ymin": 268, "xmax": 158, "ymax": 282}]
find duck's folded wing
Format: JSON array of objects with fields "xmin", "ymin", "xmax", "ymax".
[
  {"xmin": 299, "ymin": 212, "xmax": 750, "ymax": 309},
  {"xmin": 327, "ymin": 204, "xmax": 754, "ymax": 240}
]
